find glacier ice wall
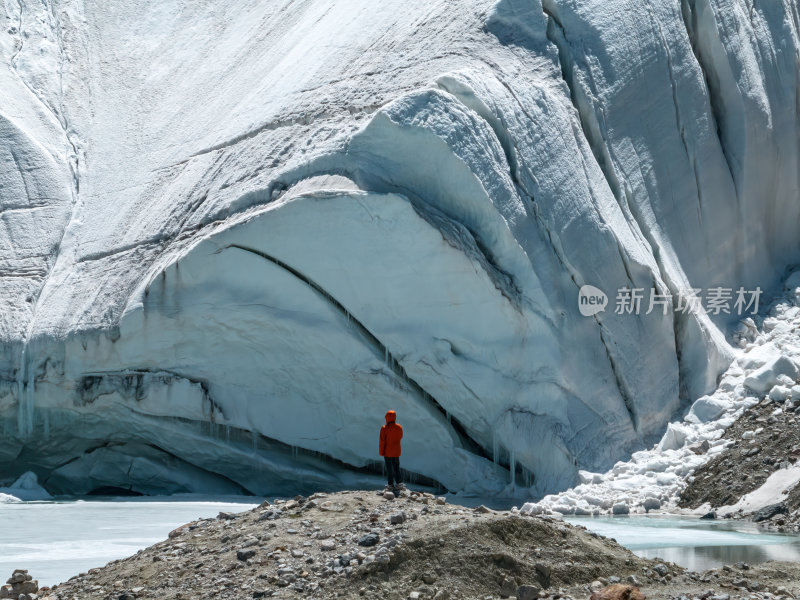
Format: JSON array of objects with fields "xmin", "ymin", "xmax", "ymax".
[{"xmin": 0, "ymin": 0, "xmax": 798, "ymax": 497}]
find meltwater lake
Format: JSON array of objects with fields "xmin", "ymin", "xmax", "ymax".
[
  {"xmin": 566, "ymin": 515, "xmax": 800, "ymax": 572},
  {"xmin": 3, "ymin": 500, "xmax": 800, "ymax": 586},
  {"xmin": 0, "ymin": 498, "xmax": 258, "ymax": 586}
]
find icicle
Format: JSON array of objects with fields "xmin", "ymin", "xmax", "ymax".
[
  {"xmin": 25, "ymin": 357, "xmax": 35, "ymax": 436},
  {"xmin": 492, "ymin": 431, "xmax": 499, "ymax": 465},
  {"xmin": 16, "ymin": 344, "xmax": 26, "ymax": 436},
  {"xmin": 43, "ymin": 410, "xmax": 50, "ymax": 439},
  {"xmin": 509, "ymin": 450, "xmax": 516, "ymax": 491}
]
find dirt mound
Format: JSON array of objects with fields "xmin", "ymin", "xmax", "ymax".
[
  {"xmin": 36, "ymin": 489, "xmax": 675, "ymax": 600},
  {"xmin": 27, "ymin": 489, "xmax": 800, "ymax": 600},
  {"xmin": 326, "ymin": 510, "xmax": 649, "ymax": 599}
]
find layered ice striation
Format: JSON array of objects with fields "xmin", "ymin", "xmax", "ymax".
[{"xmin": 0, "ymin": 0, "xmax": 798, "ymax": 497}]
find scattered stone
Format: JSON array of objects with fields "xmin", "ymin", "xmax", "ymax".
[
  {"xmin": 652, "ymin": 563, "xmax": 669, "ymax": 577},
  {"xmin": 534, "ymin": 563, "xmax": 552, "ymax": 588},
  {"xmin": 236, "ymin": 549, "xmax": 256, "ymax": 561},
  {"xmin": 690, "ymin": 440, "xmax": 711, "ymax": 455},
  {"xmin": 357, "ymin": 533, "xmax": 379, "ymax": 547},
  {"xmin": 390, "ymin": 511, "xmax": 406, "ymax": 525},
  {"xmin": 516, "ymin": 584, "xmax": 541, "ymax": 600},
  {"xmin": 499, "ymin": 576, "xmax": 516, "ymax": 598},
  {"xmin": 700, "ymin": 511, "xmax": 717, "ymax": 520},
  {"xmin": 590, "ymin": 584, "xmax": 645, "ymax": 600}
]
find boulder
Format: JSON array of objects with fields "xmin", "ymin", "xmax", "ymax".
[
  {"xmin": 516, "ymin": 584, "xmax": 541, "ymax": 600},
  {"xmin": 689, "ymin": 440, "xmax": 711, "ymax": 455},
  {"xmin": 590, "ymin": 584, "xmax": 645, "ymax": 600},
  {"xmin": 752, "ymin": 502, "xmax": 787, "ymax": 522},
  {"xmin": 357, "ymin": 534, "xmax": 379, "ymax": 547},
  {"xmin": 499, "ymin": 576, "xmax": 517, "ymax": 598},
  {"xmin": 236, "ymin": 549, "xmax": 256, "ymax": 561}
]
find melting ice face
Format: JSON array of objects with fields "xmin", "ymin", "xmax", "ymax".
[{"xmin": 1, "ymin": 0, "xmax": 799, "ymax": 498}]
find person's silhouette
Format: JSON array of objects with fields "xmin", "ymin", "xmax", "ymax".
[{"xmin": 379, "ymin": 410, "xmax": 403, "ymax": 491}]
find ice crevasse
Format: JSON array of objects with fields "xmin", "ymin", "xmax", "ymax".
[{"xmin": 0, "ymin": 0, "xmax": 798, "ymax": 498}]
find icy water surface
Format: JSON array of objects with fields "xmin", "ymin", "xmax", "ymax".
[
  {"xmin": 0, "ymin": 498, "xmax": 258, "ymax": 586},
  {"xmin": 567, "ymin": 515, "xmax": 800, "ymax": 572}
]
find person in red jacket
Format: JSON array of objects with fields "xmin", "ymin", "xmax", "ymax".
[{"xmin": 379, "ymin": 410, "xmax": 403, "ymax": 490}]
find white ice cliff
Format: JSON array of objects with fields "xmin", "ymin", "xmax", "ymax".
[{"xmin": 0, "ymin": 0, "xmax": 798, "ymax": 497}]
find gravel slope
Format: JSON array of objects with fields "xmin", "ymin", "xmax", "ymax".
[{"xmin": 10, "ymin": 490, "xmax": 800, "ymax": 600}]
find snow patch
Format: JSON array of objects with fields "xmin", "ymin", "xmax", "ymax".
[{"xmin": 718, "ymin": 466, "xmax": 800, "ymax": 516}]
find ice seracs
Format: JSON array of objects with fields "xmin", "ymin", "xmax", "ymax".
[
  {"xmin": 0, "ymin": 472, "xmax": 51, "ymax": 502},
  {"xmin": 521, "ymin": 273, "xmax": 800, "ymax": 516},
  {"xmin": 0, "ymin": 0, "xmax": 799, "ymax": 497}
]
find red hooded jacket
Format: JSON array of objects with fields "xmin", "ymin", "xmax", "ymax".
[{"xmin": 379, "ymin": 410, "xmax": 403, "ymax": 457}]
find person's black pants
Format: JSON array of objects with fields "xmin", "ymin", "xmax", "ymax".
[{"xmin": 384, "ymin": 456, "xmax": 401, "ymax": 486}]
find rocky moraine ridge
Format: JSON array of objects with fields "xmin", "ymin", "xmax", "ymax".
[{"xmin": 7, "ymin": 490, "xmax": 800, "ymax": 600}]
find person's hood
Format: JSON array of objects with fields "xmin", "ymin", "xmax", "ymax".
[{"xmin": 385, "ymin": 410, "xmax": 396, "ymax": 424}]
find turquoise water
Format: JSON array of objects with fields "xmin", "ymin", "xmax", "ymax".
[
  {"xmin": 0, "ymin": 498, "xmax": 257, "ymax": 586},
  {"xmin": 567, "ymin": 515, "xmax": 800, "ymax": 572}
]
